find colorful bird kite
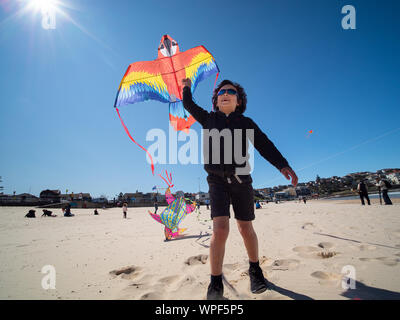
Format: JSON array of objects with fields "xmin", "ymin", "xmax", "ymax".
[
  {"xmin": 114, "ymin": 35, "xmax": 219, "ymax": 174},
  {"xmin": 148, "ymin": 171, "xmax": 196, "ymax": 240}
]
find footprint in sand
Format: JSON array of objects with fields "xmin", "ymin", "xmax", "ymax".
[
  {"xmin": 302, "ymin": 223, "xmax": 315, "ymax": 230},
  {"xmin": 158, "ymin": 275, "xmax": 181, "ymax": 286},
  {"xmin": 223, "ymin": 263, "xmax": 241, "ymax": 273},
  {"xmin": 293, "ymin": 245, "xmax": 338, "ymax": 259},
  {"xmin": 109, "ymin": 266, "xmax": 142, "ymax": 280},
  {"xmin": 271, "ymin": 259, "xmax": 300, "ymax": 271},
  {"xmin": 359, "ymin": 244, "xmax": 377, "ymax": 251},
  {"xmin": 293, "ymin": 246, "xmax": 320, "ymax": 253},
  {"xmin": 359, "ymin": 257, "xmax": 374, "ymax": 262},
  {"xmin": 311, "ymin": 271, "xmax": 342, "ymax": 286},
  {"xmin": 140, "ymin": 292, "xmax": 164, "ymax": 300},
  {"xmin": 359, "ymin": 257, "xmax": 399, "ymax": 266},
  {"xmin": 311, "ymin": 271, "xmax": 342, "ymax": 281},
  {"xmin": 376, "ymin": 257, "xmax": 399, "ymax": 266},
  {"xmin": 318, "ymin": 242, "xmax": 334, "ymax": 249},
  {"xmin": 185, "ymin": 254, "xmax": 208, "ymax": 265}
]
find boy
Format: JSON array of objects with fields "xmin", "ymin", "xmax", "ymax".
[{"xmin": 181, "ymin": 78, "xmax": 298, "ymax": 299}]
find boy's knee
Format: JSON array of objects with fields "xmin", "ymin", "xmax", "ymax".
[
  {"xmin": 213, "ymin": 225, "xmax": 229, "ymax": 241},
  {"xmin": 237, "ymin": 222, "xmax": 255, "ymax": 238}
]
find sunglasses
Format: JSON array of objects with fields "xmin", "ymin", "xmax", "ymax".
[{"xmin": 217, "ymin": 89, "xmax": 238, "ymax": 96}]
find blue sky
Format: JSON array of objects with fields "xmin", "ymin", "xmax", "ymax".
[{"xmin": 0, "ymin": 0, "xmax": 399, "ymax": 199}]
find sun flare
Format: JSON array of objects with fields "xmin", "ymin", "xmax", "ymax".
[{"xmin": 31, "ymin": 0, "xmax": 57, "ymax": 13}]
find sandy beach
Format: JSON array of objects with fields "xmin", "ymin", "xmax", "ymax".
[{"xmin": 1, "ymin": 199, "xmax": 399, "ymax": 300}]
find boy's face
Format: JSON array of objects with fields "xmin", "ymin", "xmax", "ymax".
[{"xmin": 217, "ymin": 84, "xmax": 239, "ymax": 115}]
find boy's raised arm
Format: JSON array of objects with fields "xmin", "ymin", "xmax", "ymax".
[{"xmin": 181, "ymin": 78, "xmax": 209, "ymax": 127}]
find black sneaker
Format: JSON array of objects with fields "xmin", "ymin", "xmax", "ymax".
[
  {"xmin": 249, "ymin": 266, "xmax": 269, "ymax": 294},
  {"xmin": 207, "ymin": 282, "xmax": 224, "ymax": 300}
]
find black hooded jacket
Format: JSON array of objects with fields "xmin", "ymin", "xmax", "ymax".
[{"xmin": 182, "ymin": 86, "xmax": 290, "ymax": 177}]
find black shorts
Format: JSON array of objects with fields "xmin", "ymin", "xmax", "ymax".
[{"xmin": 207, "ymin": 174, "xmax": 255, "ymax": 221}]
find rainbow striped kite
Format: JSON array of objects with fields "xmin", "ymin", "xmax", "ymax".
[{"xmin": 114, "ymin": 35, "xmax": 219, "ymax": 174}]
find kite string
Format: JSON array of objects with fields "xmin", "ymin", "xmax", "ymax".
[
  {"xmin": 212, "ymin": 72, "xmax": 219, "ymax": 112},
  {"xmin": 115, "ymin": 107, "xmax": 155, "ymax": 175}
]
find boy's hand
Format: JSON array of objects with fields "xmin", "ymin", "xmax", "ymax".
[
  {"xmin": 182, "ymin": 78, "xmax": 191, "ymax": 89},
  {"xmin": 280, "ymin": 167, "xmax": 298, "ymax": 187}
]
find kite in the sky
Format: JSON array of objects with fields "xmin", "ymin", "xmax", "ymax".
[
  {"xmin": 306, "ymin": 130, "xmax": 313, "ymax": 138},
  {"xmin": 114, "ymin": 34, "xmax": 220, "ymax": 174},
  {"xmin": 148, "ymin": 171, "xmax": 196, "ymax": 240}
]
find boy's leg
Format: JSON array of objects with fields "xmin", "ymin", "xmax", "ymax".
[
  {"xmin": 210, "ymin": 216, "xmax": 230, "ymax": 275},
  {"xmin": 207, "ymin": 216, "xmax": 229, "ymax": 300},
  {"xmin": 206, "ymin": 174, "xmax": 231, "ymax": 300},
  {"xmin": 236, "ymin": 220, "xmax": 269, "ymax": 294},
  {"xmin": 236, "ymin": 220, "xmax": 258, "ymax": 263}
]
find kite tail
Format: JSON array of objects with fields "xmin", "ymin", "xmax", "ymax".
[
  {"xmin": 115, "ymin": 107, "xmax": 155, "ymax": 175},
  {"xmin": 159, "ymin": 170, "xmax": 174, "ymax": 188}
]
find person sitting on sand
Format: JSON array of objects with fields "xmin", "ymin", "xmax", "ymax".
[
  {"xmin": 94, "ymin": 209, "xmax": 99, "ymax": 215},
  {"xmin": 64, "ymin": 203, "xmax": 74, "ymax": 217},
  {"xmin": 182, "ymin": 78, "xmax": 298, "ymax": 300},
  {"xmin": 255, "ymin": 201, "xmax": 262, "ymax": 209},
  {"xmin": 25, "ymin": 209, "xmax": 36, "ymax": 218},
  {"xmin": 41, "ymin": 209, "xmax": 57, "ymax": 217}
]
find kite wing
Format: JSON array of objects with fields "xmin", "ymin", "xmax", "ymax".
[
  {"xmin": 114, "ymin": 60, "xmax": 171, "ymax": 108},
  {"xmin": 173, "ymin": 45, "xmax": 219, "ymax": 95},
  {"xmin": 169, "ymin": 45, "xmax": 219, "ymax": 131},
  {"xmin": 148, "ymin": 211, "xmax": 164, "ymax": 225},
  {"xmin": 186, "ymin": 203, "xmax": 196, "ymax": 214}
]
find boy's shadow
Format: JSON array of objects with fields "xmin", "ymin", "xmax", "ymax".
[
  {"xmin": 219, "ymin": 279, "xmax": 314, "ymax": 300},
  {"xmin": 266, "ymin": 281, "xmax": 314, "ymax": 300},
  {"xmin": 341, "ymin": 281, "xmax": 400, "ymax": 300}
]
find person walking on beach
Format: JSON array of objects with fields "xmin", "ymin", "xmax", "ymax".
[
  {"xmin": 122, "ymin": 202, "xmax": 128, "ymax": 218},
  {"xmin": 375, "ymin": 177, "xmax": 392, "ymax": 205},
  {"xmin": 182, "ymin": 78, "xmax": 298, "ymax": 300},
  {"xmin": 154, "ymin": 199, "xmax": 159, "ymax": 214},
  {"xmin": 357, "ymin": 180, "xmax": 370, "ymax": 205}
]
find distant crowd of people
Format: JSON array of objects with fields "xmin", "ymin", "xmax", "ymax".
[{"xmin": 23, "ymin": 177, "xmax": 395, "ymax": 219}]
